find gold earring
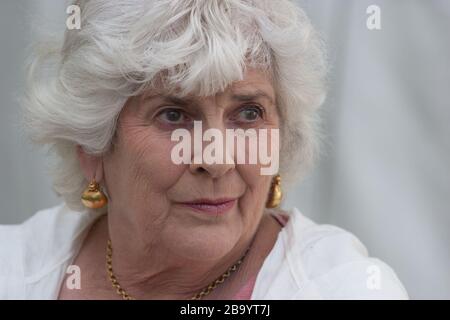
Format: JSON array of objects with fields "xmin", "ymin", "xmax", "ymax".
[
  {"xmin": 81, "ymin": 179, "xmax": 108, "ymax": 209},
  {"xmin": 266, "ymin": 174, "xmax": 282, "ymax": 208}
]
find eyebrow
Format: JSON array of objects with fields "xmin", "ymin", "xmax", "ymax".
[
  {"xmin": 230, "ymin": 90, "xmax": 275, "ymax": 105},
  {"xmin": 143, "ymin": 89, "xmax": 275, "ymax": 106}
]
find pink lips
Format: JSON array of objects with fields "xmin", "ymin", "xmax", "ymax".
[{"xmin": 178, "ymin": 198, "xmax": 237, "ymax": 215}]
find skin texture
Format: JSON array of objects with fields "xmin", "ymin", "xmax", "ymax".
[{"xmin": 59, "ymin": 67, "xmax": 284, "ymax": 299}]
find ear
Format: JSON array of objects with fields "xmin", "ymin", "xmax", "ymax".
[{"xmin": 76, "ymin": 145, "xmax": 104, "ymax": 182}]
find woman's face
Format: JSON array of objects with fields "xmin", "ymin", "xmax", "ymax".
[{"xmin": 103, "ymin": 67, "xmax": 279, "ymax": 262}]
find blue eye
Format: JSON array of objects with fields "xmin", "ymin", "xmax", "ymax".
[
  {"xmin": 236, "ymin": 106, "xmax": 264, "ymax": 122},
  {"xmin": 157, "ymin": 108, "xmax": 187, "ymax": 124}
]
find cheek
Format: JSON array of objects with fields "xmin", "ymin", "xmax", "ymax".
[
  {"xmin": 237, "ymin": 165, "xmax": 272, "ymax": 210},
  {"xmin": 117, "ymin": 125, "xmax": 186, "ymax": 195},
  {"xmin": 138, "ymin": 135, "xmax": 186, "ymax": 191}
]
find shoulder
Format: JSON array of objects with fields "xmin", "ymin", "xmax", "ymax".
[
  {"xmin": 254, "ymin": 207, "xmax": 408, "ymax": 299},
  {"xmin": 0, "ymin": 203, "xmax": 103, "ymax": 299}
]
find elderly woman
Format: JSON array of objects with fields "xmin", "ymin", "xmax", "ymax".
[{"xmin": 0, "ymin": 0, "xmax": 407, "ymax": 299}]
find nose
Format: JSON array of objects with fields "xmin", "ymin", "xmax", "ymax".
[
  {"xmin": 189, "ymin": 160, "xmax": 235, "ymax": 178},
  {"xmin": 188, "ymin": 120, "xmax": 236, "ymax": 178}
]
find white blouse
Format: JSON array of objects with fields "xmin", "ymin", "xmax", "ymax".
[{"xmin": 0, "ymin": 203, "xmax": 408, "ymax": 299}]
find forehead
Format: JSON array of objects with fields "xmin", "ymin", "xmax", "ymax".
[
  {"xmin": 145, "ymin": 67, "xmax": 275, "ymax": 102},
  {"xmin": 228, "ymin": 68, "xmax": 274, "ymax": 95}
]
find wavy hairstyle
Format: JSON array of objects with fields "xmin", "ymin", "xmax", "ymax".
[{"xmin": 23, "ymin": 0, "xmax": 328, "ymax": 213}]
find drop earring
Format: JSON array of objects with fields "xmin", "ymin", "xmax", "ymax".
[
  {"xmin": 81, "ymin": 179, "xmax": 108, "ymax": 209},
  {"xmin": 266, "ymin": 174, "xmax": 282, "ymax": 208}
]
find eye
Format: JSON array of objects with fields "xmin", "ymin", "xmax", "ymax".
[
  {"xmin": 156, "ymin": 108, "xmax": 188, "ymax": 124},
  {"xmin": 235, "ymin": 105, "xmax": 264, "ymax": 122}
]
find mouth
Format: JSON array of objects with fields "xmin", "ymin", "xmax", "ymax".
[{"xmin": 177, "ymin": 198, "xmax": 237, "ymax": 215}]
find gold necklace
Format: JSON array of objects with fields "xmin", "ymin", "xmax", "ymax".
[{"xmin": 106, "ymin": 239, "xmax": 251, "ymax": 300}]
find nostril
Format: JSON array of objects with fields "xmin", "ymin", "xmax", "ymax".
[{"xmin": 196, "ymin": 167, "xmax": 207, "ymax": 173}]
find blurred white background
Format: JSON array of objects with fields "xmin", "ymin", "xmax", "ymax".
[{"xmin": 0, "ymin": 0, "xmax": 449, "ymax": 299}]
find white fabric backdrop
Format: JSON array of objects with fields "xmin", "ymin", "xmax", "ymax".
[{"xmin": 0, "ymin": 0, "xmax": 448, "ymax": 299}]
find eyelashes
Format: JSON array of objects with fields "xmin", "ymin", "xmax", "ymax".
[
  {"xmin": 233, "ymin": 105, "xmax": 265, "ymax": 123},
  {"xmin": 154, "ymin": 104, "xmax": 266, "ymax": 128},
  {"xmin": 156, "ymin": 108, "xmax": 188, "ymax": 125}
]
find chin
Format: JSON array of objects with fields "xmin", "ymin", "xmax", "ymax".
[{"xmin": 167, "ymin": 229, "xmax": 242, "ymax": 261}]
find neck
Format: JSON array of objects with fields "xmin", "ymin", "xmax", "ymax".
[{"xmin": 88, "ymin": 213, "xmax": 263, "ymax": 299}]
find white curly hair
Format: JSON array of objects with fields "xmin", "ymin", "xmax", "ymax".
[{"xmin": 22, "ymin": 0, "xmax": 328, "ymax": 213}]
